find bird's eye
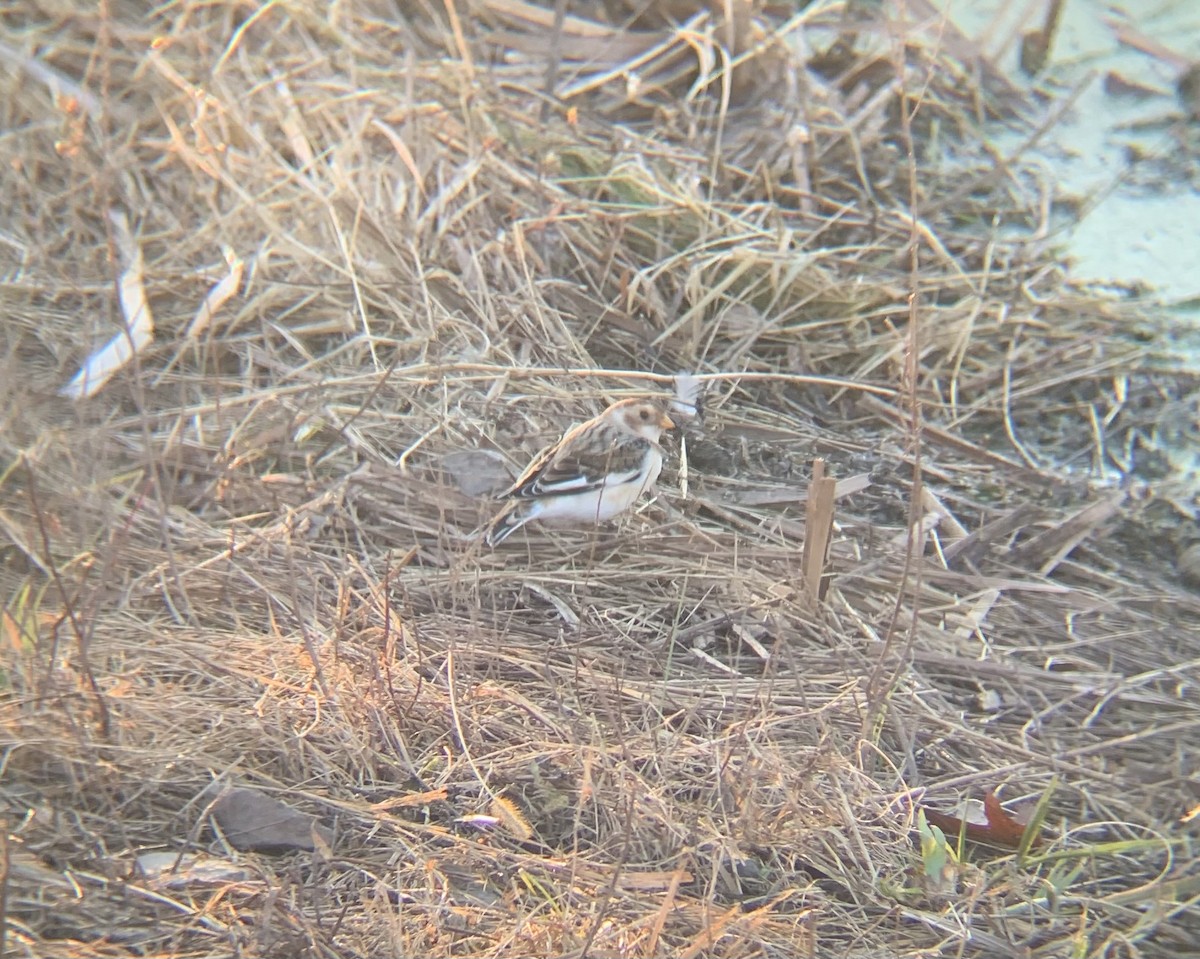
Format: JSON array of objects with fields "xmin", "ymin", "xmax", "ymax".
[{"xmin": 639, "ymin": 409, "xmax": 650, "ymax": 420}]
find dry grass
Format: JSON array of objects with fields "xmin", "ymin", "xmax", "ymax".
[{"xmin": 2, "ymin": 2, "xmax": 1199, "ymax": 957}]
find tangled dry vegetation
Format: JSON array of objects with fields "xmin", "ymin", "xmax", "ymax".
[{"xmin": 2, "ymin": 1, "xmax": 1199, "ymax": 957}]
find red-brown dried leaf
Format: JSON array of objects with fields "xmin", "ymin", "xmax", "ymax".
[{"xmin": 921, "ymin": 792, "xmax": 1033, "ymax": 849}]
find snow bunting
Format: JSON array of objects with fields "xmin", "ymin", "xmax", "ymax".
[{"xmin": 484, "ymin": 398, "xmax": 675, "ymax": 547}]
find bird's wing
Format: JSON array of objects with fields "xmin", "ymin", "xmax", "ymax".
[{"xmin": 505, "ymin": 427, "xmax": 649, "ymax": 500}]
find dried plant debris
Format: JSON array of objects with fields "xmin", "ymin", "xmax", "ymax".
[
  {"xmin": 58, "ymin": 211, "xmax": 155, "ymax": 400},
  {"xmin": 922, "ymin": 791, "xmax": 1039, "ymax": 851},
  {"xmin": 1, "ymin": 2, "xmax": 1197, "ymax": 958},
  {"xmin": 208, "ymin": 785, "xmax": 333, "ymax": 854},
  {"xmin": 439, "ymin": 448, "xmax": 514, "ymax": 497}
]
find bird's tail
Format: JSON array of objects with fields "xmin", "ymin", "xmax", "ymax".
[{"xmin": 483, "ymin": 501, "xmax": 531, "ymax": 547}]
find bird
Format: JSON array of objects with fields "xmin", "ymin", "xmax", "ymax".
[{"xmin": 484, "ymin": 398, "xmax": 676, "ymax": 547}]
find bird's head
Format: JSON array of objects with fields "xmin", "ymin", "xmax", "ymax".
[{"xmin": 610, "ymin": 399, "xmax": 675, "ymax": 441}]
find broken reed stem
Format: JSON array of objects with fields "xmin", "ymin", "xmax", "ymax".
[{"xmin": 800, "ymin": 458, "xmax": 837, "ymax": 606}]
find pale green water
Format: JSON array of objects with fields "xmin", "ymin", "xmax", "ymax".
[{"xmin": 941, "ymin": 0, "xmax": 1199, "ymax": 308}]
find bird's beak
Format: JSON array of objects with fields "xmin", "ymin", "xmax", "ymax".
[{"xmin": 661, "ymin": 413, "xmax": 676, "ymax": 430}]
